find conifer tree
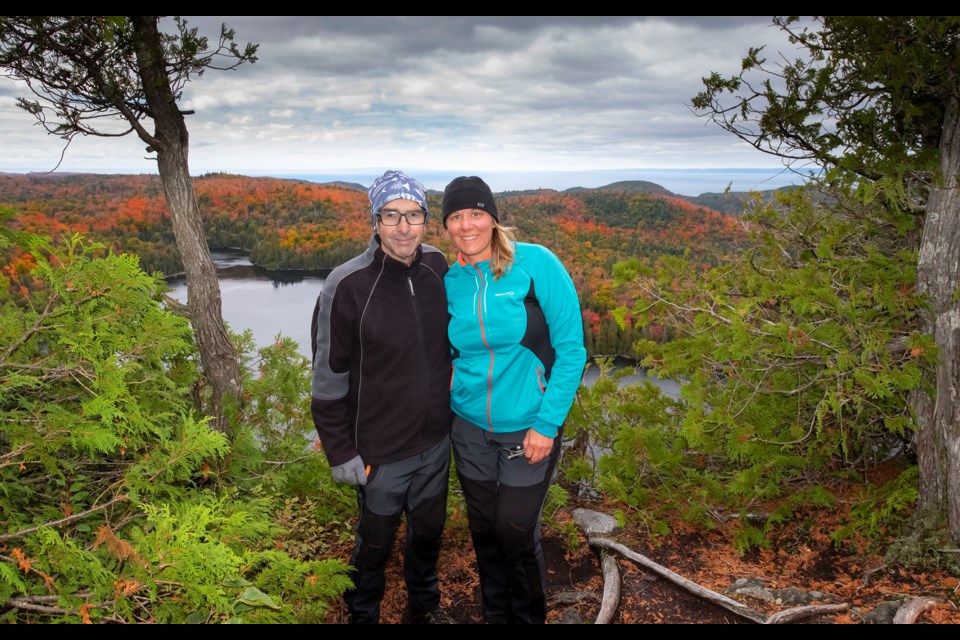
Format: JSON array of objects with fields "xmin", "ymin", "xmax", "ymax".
[
  {"xmin": 0, "ymin": 217, "xmax": 352, "ymax": 622},
  {"xmin": 0, "ymin": 16, "xmax": 258, "ymax": 432},
  {"xmin": 692, "ymin": 16, "xmax": 960, "ymax": 540}
]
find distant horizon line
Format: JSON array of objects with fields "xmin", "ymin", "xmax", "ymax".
[{"xmin": 5, "ymin": 166, "xmax": 812, "ymax": 198}]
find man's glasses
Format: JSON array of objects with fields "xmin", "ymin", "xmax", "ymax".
[{"xmin": 377, "ymin": 209, "xmax": 426, "ymax": 226}]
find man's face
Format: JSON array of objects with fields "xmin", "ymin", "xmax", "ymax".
[{"xmin": 376, "ymin": 198, "xmax": 427, "ymax": 266}]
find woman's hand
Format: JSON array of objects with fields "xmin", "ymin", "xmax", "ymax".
[{"xmin": 522, "ymin": 429, "xmax": 554, "ymax": 464}]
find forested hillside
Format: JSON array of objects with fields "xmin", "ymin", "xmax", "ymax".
[
  {"xmin": 0, "ymin": 171, "xmax": 751, "ymax": 358},
  {"xmin": 4, "ymin": 14, "xmax": 960, "ymax": 625}
]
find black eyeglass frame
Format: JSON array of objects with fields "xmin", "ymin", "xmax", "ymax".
[{"xmin": 376, "ymin": 209, "xmax": 427, "ymax": 226}]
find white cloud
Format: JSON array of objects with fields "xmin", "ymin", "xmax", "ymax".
[{"xmin": 0, "ymin": 16, "xmax": 808, "ymax": 193}]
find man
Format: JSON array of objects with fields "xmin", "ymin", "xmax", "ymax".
[{"xmin": 310, "ymin": 170, "xmax": 454, "ymax": 624}]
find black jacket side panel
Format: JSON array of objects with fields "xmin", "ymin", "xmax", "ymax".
[
  {"xmin": 311, "ymin": 238, "xmax": 453, "ymax": 466},
  {"xmin": 520, "ymin": 280, "xmax": 556, "ymax": 381}
]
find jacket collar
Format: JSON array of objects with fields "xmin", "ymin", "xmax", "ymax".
[{"xmin": 456, "ymin": 252, "xmax": 490, "ymax": 270}]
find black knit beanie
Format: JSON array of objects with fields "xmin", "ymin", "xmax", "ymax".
[{"xmin": 441, "ymin": 176, "xmax": 498, "ymax": 227}]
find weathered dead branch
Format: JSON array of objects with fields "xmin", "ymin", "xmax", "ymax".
[
  {"xmin": 595, "ymin": 552, "xmax": 620, "ymax": 624},
  {"xmin": 5, "ymin": 598, "xmax": 68, "ymax": 614},
  {"xmin": 0, "ymin": 494, "xmax": 127, "ymax": 542},
  {"xmin": 589, "ymin": 535, "xmax": 854, "ymax": 624},
  {"xmin": 589, "ymin": 535, "xmax": 767, "ymax": 623},
  {"xmin": 893, "ymin": 596, "xmax": 940, "ymax": 624},
  {"xmin": 764, "ymin": 603, "xmax": 850, "ymax": 624},
  {"xmin": 161, "ymin": 292, "xmax": 190, "ymax": 318}
]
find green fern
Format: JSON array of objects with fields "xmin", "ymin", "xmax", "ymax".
[{"xmin": 0, "ymin": 228, "xmax": 351, "ymax": 623}]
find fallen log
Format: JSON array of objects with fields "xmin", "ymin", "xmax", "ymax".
[
  {"xmin": 893, "ymin": 596, "xmax": 940, "ymax": 624},
  {"xmin": 589, "ymin": 536, "xmax": 767, "ymax": 624},
  {"xmin": 764, "ymin": 603, "xmax": 850, "ymax": 624},
  {"xmin": 595, "ymin": 552, "xmax": 620, "ymax": 624}
]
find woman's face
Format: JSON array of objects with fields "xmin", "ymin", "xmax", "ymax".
[{"xmin": 446, "ymin": 209, "xmax": 495, "ymax": 264}]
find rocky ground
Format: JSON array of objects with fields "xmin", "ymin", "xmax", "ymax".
[{"xmin": 321, "ymin": 465, "xmax": 960, "ymax": 624}]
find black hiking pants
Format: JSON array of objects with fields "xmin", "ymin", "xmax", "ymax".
[
  {"xmin": 344, "ymin": 435, "xmax": 450, "ymax": 624},
  {"xmin": 451, "ymin": 416, "xmax": 562, "ymax": 624}
]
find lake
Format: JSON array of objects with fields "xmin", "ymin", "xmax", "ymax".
[
  {"xmin": 167, "ymin": 249, "xmax": 679, "ymax": 398},
  {"xmin": 166, "ymin": 249, "xmax": 327, "ymax": 363}
]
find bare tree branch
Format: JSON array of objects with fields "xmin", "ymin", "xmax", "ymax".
[
  {"xmin": 589, "ymin": 535, "xmax": 767, "ymax": 624},
  {"xmin": 0, "ymin": 494, "xmax": 127, "ymax": 542},
  {"xmin": 595, "ymin": 552, "xmax": 621, "ymax": 624},
  {"xmin": 893, "ymin": 596, "xmax": 940, "ymax": 624},
  {"xmin": 765, "ymin": 603, "xmax": 850, "ymax": 624}
]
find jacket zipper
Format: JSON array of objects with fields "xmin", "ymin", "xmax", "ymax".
[
  {"xmin": 407, "ymin": 272, "xmax": 431, "ymax": 444},
  {"xmin": 471, "ymin": 264, "xmax": 495, "ymax": 431}
]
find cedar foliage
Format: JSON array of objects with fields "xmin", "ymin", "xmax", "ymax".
[
  {"xmin": 558, "ymin": 16, "xmax": 960, "ymax": 559},
  {"xmin": 591, "ymin": 181, "xmax": 931, "ymax": 551},
  {"xmin": 0, "ymin": 217, "xmax": 353, "ymax": 623},
  {"xmin": 689, "ymin": 15, "xmax": 960, "ymax": 546}
]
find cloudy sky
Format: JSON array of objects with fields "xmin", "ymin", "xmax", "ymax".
[{"xmin": 0, "ymin": 16, "xmax": 807, "ymax": 195}]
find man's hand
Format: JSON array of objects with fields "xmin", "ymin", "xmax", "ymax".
[{"xmin": 331, "ymin": 454, "xmax": 367, "ymax": 485}]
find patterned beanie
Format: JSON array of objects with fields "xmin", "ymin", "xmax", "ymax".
[
  {"xmin": 441, "ymin": 176, "xmax": 498, "ymax": 227},
  {"xmin": 367, "ymin": 170, "xmax": 429, "ymax": 228}
]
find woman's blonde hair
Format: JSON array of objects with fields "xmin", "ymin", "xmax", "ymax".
[{"xmin": 490, "ymin": 221, "xmax": 518, "ymax": 280}]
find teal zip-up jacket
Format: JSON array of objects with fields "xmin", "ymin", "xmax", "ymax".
[{"xmin": 446, "ymin": 242, "xmax": 587, "ymax": 438}]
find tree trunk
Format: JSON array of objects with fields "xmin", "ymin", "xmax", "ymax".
[
  {"xmin": 913, "ymin": 95, "xmax": 960, "ymax": 542},
  {"xmin": 130, "ymin": 16, "xmax": 242, "ymax": 432}
]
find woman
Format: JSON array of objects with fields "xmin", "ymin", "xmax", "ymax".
[{"xmin": 441, "ymin": 176, "xmax": 587, "ymax": 624}]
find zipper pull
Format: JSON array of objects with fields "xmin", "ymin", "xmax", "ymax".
[{"xmin": 407, "ymin": 275, "xmax": 415, "ymax": 296}]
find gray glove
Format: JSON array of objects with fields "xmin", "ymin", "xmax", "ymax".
[{"xmin": 331, "ymin": 454, "xmax": 367, "ymax": 486}]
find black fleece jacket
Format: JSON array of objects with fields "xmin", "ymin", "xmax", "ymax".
[{"xmin": 310, "ymin": 235, "xmax": 453, "ymax": 466}]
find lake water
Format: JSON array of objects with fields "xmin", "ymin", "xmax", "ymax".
[
  {"xmin": 166, "ymin": 249, "xmax": 327, "ymax": 363},
  {"xmin": 167, "ymin": 249, "xmax": 679, "ymax": 398}
]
